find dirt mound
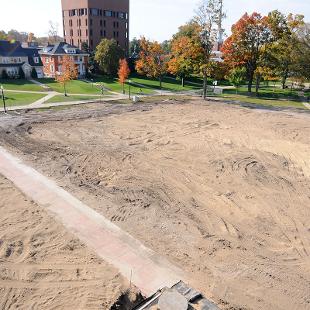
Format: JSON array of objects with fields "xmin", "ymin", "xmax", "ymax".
[
  {"xmin": 0, "ymin": 175, "xmax": 129, "ymax": 309},
  {"xmin": 0, "ymin": 100, "xmax": 309, "ymax": 309}
]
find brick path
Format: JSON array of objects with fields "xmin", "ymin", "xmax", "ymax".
[{"xmin": 0, "ymin": 146, "xmax": 185, "ymax": 296}]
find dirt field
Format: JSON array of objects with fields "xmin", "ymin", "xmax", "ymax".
[
  {"xmin": 0, "ymin": 99, "xmax": 310, "ymax": 310},
  {"xmin": 0, "ymin": 175, "xmax": 134, "ymax": 309}
]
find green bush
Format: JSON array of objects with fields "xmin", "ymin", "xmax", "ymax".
[
  {"xmin": 1, "ymin": 70, "xmax": 8, "ymax": 79},
  {"xmin": 31, "ymin": 67, "xmax": 38, "ymax": 79},
  {"xmin": 19, "ymin": 67, "xmax": 25, "ymax": 79}
]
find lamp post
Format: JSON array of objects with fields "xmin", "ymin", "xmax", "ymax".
[
  {"xmin": 128, "ymin": 80, "xmax": 131, "ymax": 100},
  {"xmin": 1, "ymin": 86, "xmax": 7, "ymax": 113}
]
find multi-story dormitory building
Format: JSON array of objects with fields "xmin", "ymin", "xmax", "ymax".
[{"xmin": 61, "ymin": 0, "xmax": 129, "ymax": 52}]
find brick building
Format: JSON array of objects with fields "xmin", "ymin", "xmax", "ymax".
[
  {"xmin": 61, "ymin": 0, "xmax": 129, "ymax": 52},
  {"xmin": 39, "ymin": 42, "xmax": 89, "ymax": 78}
]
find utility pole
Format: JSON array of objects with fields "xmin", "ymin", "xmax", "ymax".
[{"xmin": 217, "ymin": 0, "xmax": 225, "ymax": 51}]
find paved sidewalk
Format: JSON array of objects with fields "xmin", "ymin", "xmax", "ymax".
[
  {"xmin": 29, "ymin": 79, "xmax": 51, "ymax": 90},
  {"xmin": 303, "ymin": 102, "xmax": 310, "ymax": 109},
  {"xmin": 1, "ymin": 93, "xmax": 128, "ymax": 111},
  {"xmin": 0, "ymin": 146, "xmax": 185, "ymax": 296},
  {"xmin": 5, "ymin": 89, "xmax": 49, "ymax": 94},
  {"xmin": 30, "ymin": 91, "xmax": 58, "ymax": 107}
]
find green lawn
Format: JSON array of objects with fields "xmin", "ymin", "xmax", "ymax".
[
  {"xmin": 224, "ymin": 86, "xmax": 300, "ymax": 100},
  {"xmin": 39, "ymin": 79, "xmax": 103, "ymax": 94},
  {"xmin": 39, "ymin": 75, "xmax": 201, "ymax": 96},
  {"xmin": 218, "ymin": 93, "xmax": 306, "ymax": 109},
  {"xmin": 130, "ymin": 76, "xmax": 201, "ymax": 92},
  {"xmin": 92, "ymin": 76, "xmax": 155, "ymax": 95},
  {"xmin": 45, "ymin": 94, "xmax": 104, "ymax": 103},
  {"xmin": 0, "ymin": 79, "xmax": 43, "ymax": 91},
  {"xmin": 1, "ymin": 92, "xmax": 46, "ymax": 107}
]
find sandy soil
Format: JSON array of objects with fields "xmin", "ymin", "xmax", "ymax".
[
  {"xmin": 0, "ymin": 99, "xmax": 310, "ymax": 310},
  {"xmin": 0, "ymin": 175, "xmax": 132, "ymax": 309}
]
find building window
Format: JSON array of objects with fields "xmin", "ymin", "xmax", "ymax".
[
  {"xmin": 104, "ymin": 20, "xmax": 106, "ymax": 27},
  {"xmin": 100, "ymin": 20, "xmax": 102, "ymax": 26},
  {"xmin": 90, "ymin": 19, "xmax": 93, "ymax": 26},
  {"xmin": 86, "ymin": 29, "xmax": 88, "ymax": 36},
  {"xmin": 90, "ymin": 8, "xmax": 99, "ymax": 16},
  {"xmin": 119, "ymin": 12, "xmax": 125, "ymax": 19},
  {"xmin": 100, "ymin": 30, "xmax": 103, "ymax": 36},
  {"xmin": 86, "ymin": 19, "xmax": 88, "ymax": 26},
  {"xmin": 90, "ymin": 29, "xmax": 93, "ymax": 36},
  {"xmin": 104, "ymin": 10, "xmax": 112, "ymax": 17},
  {"xmin": 34, "ymin": 57, "xmax": 39, "ymax": 64}
]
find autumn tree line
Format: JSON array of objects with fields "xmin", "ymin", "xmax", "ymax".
[{"xmin": 92, "ymin": 0, "xmax": 310, "ymax": 98}]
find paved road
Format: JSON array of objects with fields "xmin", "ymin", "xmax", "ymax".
[{"xmin": 0, "ymin": 146, "xmax": 185, "ymax": 296}]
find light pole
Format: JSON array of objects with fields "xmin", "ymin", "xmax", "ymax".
[
  {"xmin": 1, "ymin": 86, "xmax": 7, "ymax": 113},
  {"xmin": 128, "ymin": 80, "xmax": 131, "ymax": 100}
]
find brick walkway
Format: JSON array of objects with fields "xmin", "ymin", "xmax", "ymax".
[{"xmin": 0, "ymin": 146, "xmax": 185, "ymax": 296}]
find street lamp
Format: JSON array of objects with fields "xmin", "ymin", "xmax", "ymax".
[
  {"xmin": 128, "ymin": 80, "xmax": 132, "ymax": 100},
  {"xmin": 1, "ymin": 86, "xmax": 7, "ymax": 113}
]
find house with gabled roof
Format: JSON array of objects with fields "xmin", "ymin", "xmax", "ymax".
[
  {"xmin": 0, "ymin": 40, "xmax": 43, "ymax": 78},
  {"xmin": 39, "ymin": 42, "xmax": 89, "ymax": 78}
]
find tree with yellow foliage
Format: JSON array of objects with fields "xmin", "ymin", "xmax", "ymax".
[
  {"xmin": 168, "ymin": 35, "xmax": 203, "ymax": 87},
  {"xmin": 135, "ymin": 37, "xmax": 168, "ymax": 89}
]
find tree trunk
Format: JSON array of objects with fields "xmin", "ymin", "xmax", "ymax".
[
  {"xmin": 255, "ymin": 74, "xmax": 261, "ymax": 97},
  {"xmin": 282, "ymin": 71, "xmax": 288, "ymax": 90},
  {"xmin": 64, "ymin": 83, "xmax": 67, "ymax": 96},
  {"xmin": 182, "ymin": 77, "xmax": 185, "ymax": 87},
  {"xmin": 122, "ymin": 83, "xmax": 125, "ymax": 94},
  {"xmin": 248, "ymin": 72, "xmax": 254, "ymax": 93},
  {"xmin": 159, "ymin": 76, "xmax": 162, "ymax": 90},
  {"xmin": 281, "ymin": 64, "xmax": 289, "ymax": 89},
  {"xmin": 203, "ymin": 74, "xmax": 207, "ymax": 99}
]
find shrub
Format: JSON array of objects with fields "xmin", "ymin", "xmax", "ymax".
[
  {"xmin": 31, "ymin": 67, "xmax": 38, "ymax": 79},
  {"xmin": 19, "ymin": 67, "xmax": 25, "ymax": 79},
  {"xmin": 1, "ymin": 70, "xmax": 8, "ymax": 79}
]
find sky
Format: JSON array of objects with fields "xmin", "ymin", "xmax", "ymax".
[{"xmin": 1, "ymin": 0, "xmax": 310, "ymax": 42}]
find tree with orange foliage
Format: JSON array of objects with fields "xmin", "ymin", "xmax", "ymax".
[
  {"xmin": 221, "ymin": 12, "xmax": 272, "ymax": 93},
  {"xmin": 118, "ymin": 58, "xmax": 130, "ymax": 94},
  {"xmin": 56, "ymin": 55, "xmax": 78, "ymax": 96},
  {"xmin": 168, "ymin": 35, "xmax": 203, "ymax": 87},
  {"xmin": 135, "ymin": 37, "xmax": 168, "ymax": 89}
]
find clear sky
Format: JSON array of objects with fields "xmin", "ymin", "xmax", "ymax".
[{"xmin": 1, "ymin": 0, "xmax": 309, "ymax": 42}]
